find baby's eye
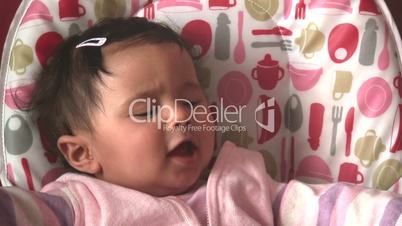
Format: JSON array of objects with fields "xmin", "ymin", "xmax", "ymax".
[
  {"xmin": 190, "ymin": 101, "xmax": 200, "ymax": 106},
  {"xmin": 183, "ymin": 100, "xmax": 200, "ymax": 108},
  {"xmin": 132, "ymin": 109, "xmax": 157, "ymax": 118}
]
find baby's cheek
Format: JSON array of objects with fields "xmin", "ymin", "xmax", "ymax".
[
  {"xmin": 193, "ymin": 103, "xmax": 217, "ymax": 124},
  {"xmin": 189, "ymin": 104, "xmax": 216, "ymax": 146},
  {"xmin": 132, "ymin": 122, "xmax": 166, "ymax": 147}
]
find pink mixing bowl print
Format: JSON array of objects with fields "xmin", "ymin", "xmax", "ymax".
[
  {"xmin": 5, "ymin": 82, "xmax": 35, "ymax": 110},
  {"xmin": 288, "ymin": 62, "xmax": 323, "ymax": 91},
  {"xmin": 357, "ymin": 77, "xmax": 392, "ymax": 117}
]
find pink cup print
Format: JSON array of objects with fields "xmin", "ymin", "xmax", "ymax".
[
  {"xmin": 338, "ymin": 162, "xmax": 364, "ymax": 184},
  {"xmin": 252, "ymin": 54, "xmax": 284, "ymax": 90},
  {"xmin": 58, "ymin": 0, "xmax": 86, "ymax": 21},
  {"xmin": 5, "ymin": 83, "xmax": 35, "ymax": 110}
]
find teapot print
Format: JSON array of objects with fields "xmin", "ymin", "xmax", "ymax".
[
  {"xmin": 295, "ymin": 23, "xmax": 325, "ymax": 59},
  {"xmin": 9, "ymin": 39, "xmax": 33, "ymax": 75},
  {"xmin": 354, "ymin": 130, "xmax": 386, "ymax": 167}
]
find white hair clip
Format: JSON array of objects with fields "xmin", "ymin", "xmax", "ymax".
[{"xmin": 76, "ymin": 37, "xmax": 107, "ymax": 48}]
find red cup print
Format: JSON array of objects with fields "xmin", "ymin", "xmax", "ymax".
[
  {"xmin": 338, "ymin": 162, "xmax": 364, "ymax": 184},
  {"xmin": 58, "ymin": 0, "xmax": 86, "ymax": 21}
]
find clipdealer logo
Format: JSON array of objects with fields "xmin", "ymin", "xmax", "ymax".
[
  {"xmin": 128, "ymin": 97, "xmax": 275, "ymax": 132},
  {"xmin": 254, "ymin": 97, "xmax": 276, "ymax": 133}
]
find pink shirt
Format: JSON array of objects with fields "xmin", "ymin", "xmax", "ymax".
[{"xmin": 41, "ymin": 141, "xmax": 402, "ymax": 225}]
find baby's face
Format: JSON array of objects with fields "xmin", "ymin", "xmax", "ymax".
[{"xmin": 85, "ymin": 42, "xmax": 215, "ymax": 196}]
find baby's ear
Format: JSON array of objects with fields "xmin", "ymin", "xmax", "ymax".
[{"xmin": 57, "ymin": 135, "xmax": 101, "ymax": 174}]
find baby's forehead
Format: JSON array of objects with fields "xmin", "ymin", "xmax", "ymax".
[
  {"xmin": 100, "ymin": 39, "xmax": 142, "ymax": 56},
  {"xmin": 101, "ymin": 41, "xmax": 186, "ymax": 60},
  {"xmin": 98, "ymin": 42, "xmax": 197, "ymax": 85}
]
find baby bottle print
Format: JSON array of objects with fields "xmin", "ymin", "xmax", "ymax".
[
  {"xmin": 359, "ymin": 19, "xmax": 378, "ymax": 66},
  {"xmin": 215, "ymin": 13, "xmax": 231, "ymax": 60}
]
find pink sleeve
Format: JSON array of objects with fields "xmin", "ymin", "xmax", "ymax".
[
  {"xmin": 274, "ymin": 180, "xmax": 402, "ymax": 225},
  {"xmin": 213, "ymin": 142, "xmax": 402, "ymax": 226},
  {"xmin": 42, "ymin": 173, "xmax": 202, "ymax": 226}
]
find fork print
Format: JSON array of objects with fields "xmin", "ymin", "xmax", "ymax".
[
  {"xmin": 144, "ymin": 0, "xmax": 154, "ymax": 19},
  {"xmin": 330, "ymin": 106, "xmax": 343, "ymax": 156},
  {"xmin": 251, "ymin": 40, "xmax": 293, "ymax": 51},
  {"xmin": 295, "ymin": 0, "xmax": 306, "ymax": 19}
]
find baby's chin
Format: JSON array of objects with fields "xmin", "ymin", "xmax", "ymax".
[
  {"xmin": 150, "ymin": 172, "xmax": 205, "ymax": 197},
  {"xmin": 160, "ymin": 178, "xmax": 202, "ymax": 197}
]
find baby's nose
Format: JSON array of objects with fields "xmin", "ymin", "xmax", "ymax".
[{"xmin": 162, "ymin": 102, "xmax": 192, "ymax": 130}]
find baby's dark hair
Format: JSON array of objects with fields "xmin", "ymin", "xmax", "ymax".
[{"xmin": 29, "ymin": 17, "xmax": 192, "ymax": 168}]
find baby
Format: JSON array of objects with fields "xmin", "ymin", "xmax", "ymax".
[
  {"xmin": 1, "ymin": 17, "xmax": 402, "ymax": 226},
  {"xmin": 31, "ymin": 16, "xmax": 215, "ymax": 198}
]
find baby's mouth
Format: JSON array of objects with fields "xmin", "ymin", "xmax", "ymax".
[{"xmin": 167, "ymin": 141, "xmax": 196, "ymax": 158}]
